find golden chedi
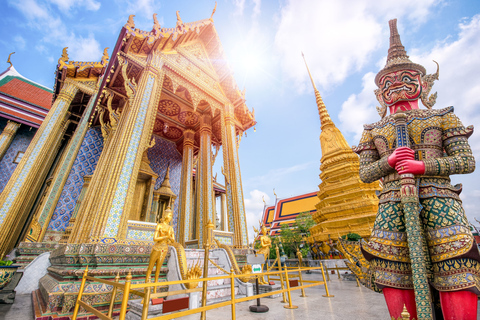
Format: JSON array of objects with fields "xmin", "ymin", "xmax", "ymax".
[{"xmin": 302, "ymin": 54, "xmax": 381, "ymax": 242}]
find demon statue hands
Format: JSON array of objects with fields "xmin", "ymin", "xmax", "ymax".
[{"xmin": 353, "ymin": 19, "xmax": 479, "ymax": 320}]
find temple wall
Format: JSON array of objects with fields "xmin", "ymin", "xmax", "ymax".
[
  {"xmin": 48, "ymin": 127, "xmax": 104, "ymax": 231},
  {"xmin": 0, "ymin": 121, "xmax": 36, "ymax": 193},
  {"xmin": 148, "ymin": 135, "xmax": 182, "ymax": 234}
]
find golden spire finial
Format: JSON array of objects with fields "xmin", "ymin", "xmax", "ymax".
[
  {"xmin": 176, "ymin": 11, "xmax": 183, "ymax": 24},
  {"xmin": 210, "ymin": 2, "xmax": 217, "ymax": 21},
  {"xmin": 7, "ymin": 52, "xmax": 15, "ymax": 67},
  {"xmin": 301, "ymin": 52, "xmax": 333, "ymax": 128}
]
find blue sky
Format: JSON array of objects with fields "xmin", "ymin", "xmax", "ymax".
[{"xmin": 2, "ymin": 0, "xmax": 480, "ymax": 241}]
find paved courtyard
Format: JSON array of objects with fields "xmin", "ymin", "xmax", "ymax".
[{"xmin": 1, "ymin": 273, "xmax": 479, "ymax": 319}]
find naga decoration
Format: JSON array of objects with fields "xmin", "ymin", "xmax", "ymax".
[
  {"xmin": 118, "ymin": 56, "xmax": 137, "ymax": 106},
  {"xmin": 346, "ymin": 19, "xmax": 479, "ymax": 320},
  {"xmin": 153, "ymin": 13, "xmax": 162, "ymax": 34},
  {"xmin": 6, "ymin": 52, "xmax": 14, "ymax": 67},
  {"xmin": 213, "ymin": 238, "xmax": 252, "ymax": 283},
  {"xmin": 105, "ymin": 90, "xmax": 121, "ymax": 129},
  {"xmin": 58, "ymin": 47, "xmax": 69, "ymax": 67}
]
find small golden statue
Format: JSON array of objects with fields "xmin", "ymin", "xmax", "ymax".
[
  {"xmin": 146, "ymin": 206, "xmax": 175, "ymax": 285},
  {"xmin": 254, "ymin": 223, "xmax": 271, "ymax": 284}
]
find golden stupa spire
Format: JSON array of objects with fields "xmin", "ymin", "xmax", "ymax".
[{"xmin": 301, "ymin": 52, "xmax": 333, "ymax": 129}]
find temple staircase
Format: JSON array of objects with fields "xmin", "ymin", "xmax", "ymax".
[{"xmin": 167, "ymin": 247, "xmax": 253, "ymax": 306}]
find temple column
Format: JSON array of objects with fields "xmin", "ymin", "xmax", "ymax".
[
  {"xmin": 220, "ymin": 193, "xmax": 227, "ymax": 231},
  {"xmin": 71, "ymin": 54, "xmax": 164, "ymax": 243},
  {"xmin": 0, "ymin": 120, "xmax": 21, "ymax": 161},
  {"xmin": 150, "ymin": 193, "xmax": 160, "ymax": 223},
  {"xmin": 195, "ymin": 115, "xmax": 215, "ymax": 247},
  {"xmin": 221, "ymin": 105, "xmax": 248, "ymax": 246},
  {"xmin": 69, "ymin": 97, "xmax": 121, "ymax": 243},
  {"xmin": 0, "ymin": 81, "xmax": 78, "ymax": 258},
  {"xmin": 33, "ymin": 90, "xmax": 98, "ymax": 242},
  {"xmin": 177, "ymin": 129, "xmax": 195, "ymax": 245}
]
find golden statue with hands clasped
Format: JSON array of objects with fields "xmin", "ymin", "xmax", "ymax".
[
  {"xmin": 254, "ymin": 222, "xmax": 271, "ymax": 285},
  {"xmin": 146, "ymin": 206, "xmax": 202, "ymax": 291},
  {"xmin": 146, "ymin": 206, "xmax": 175, "ymax": 286}
]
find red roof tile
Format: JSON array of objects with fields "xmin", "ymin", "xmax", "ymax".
[{"xmin": 0, "ymin": 76, "xmax": 52, "ymax": 110}]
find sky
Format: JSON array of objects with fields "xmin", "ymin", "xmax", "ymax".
[{"xmin": 1, "ymin": 0, "xmax": 480, "ymax": 242}]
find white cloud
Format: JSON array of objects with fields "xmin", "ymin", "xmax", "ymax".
[
  {"xmin": 245, "ymin": 162, "xmax": 315, "ymax": 188},
  {"xmin": 13, "ymin": 36, "xmax": 26, "ymax": 50},
  {"xmin": 9, "ymin": 0, "xmax": 105, "ymax": 63},
  {"xmin": 274, "ymin": 0, "xmax": 437, "ymax": 92},
  {"xmin": 232, "ymin": 0, "xmax": 246, "ymax": 16},
  {"xmin": 252, "ymin": 0, "xmax": 261, "ymax": 18},
  {"xmin": 125, "ymin": 0, "xmax": 161, "ymax": 23},
  {"xmin": 66, "ymin": 34, "xmax": 102, "ymax": 62},
  {"xmin": 338, "ymin": 72, "xmax": 379, "ymax": 141},
  {"xmin": 244, "ymin": 190, "xmax": 270, "ymax": 243},
  {"xmin": 48, "ymin": 0, "xmax": 101, "ymax": 13}
]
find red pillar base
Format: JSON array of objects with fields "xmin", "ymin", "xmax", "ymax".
[
  {"xmin": 383, "ymin": 287, "xmax": 418, "ymax": 319},
  {"xmin": 440, "ymin": 290, "xmax": 478, "ymax": 320}
]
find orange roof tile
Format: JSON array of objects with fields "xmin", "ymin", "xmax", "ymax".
[{"xmin": 0, "ymin": 76, "xmax": 52, "ymax": 110}]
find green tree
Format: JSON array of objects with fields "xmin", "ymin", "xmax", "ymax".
[{"xmin": 279, "ymin": 212, "xmax": 315, "ymax": 258}]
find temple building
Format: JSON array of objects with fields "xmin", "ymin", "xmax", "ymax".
[
  {"xmin": 261, "ymin": 191, "xmax": 317, "ymax": 236},
  {"xmin": 0, "ymin": 10, "xmax": 255, "ymax": 260},
  {"xmin": 302, "ymin": 57, "xmax": 382, "ymax": 242},
  {"xmin": 0, "ymin": 62, "xmax": 53, "ymax": 196}
]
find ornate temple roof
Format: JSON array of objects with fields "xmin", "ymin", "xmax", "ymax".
[
  {"xmin": 261, "ymin": 191, "xmax": 317, "ymax": 237},
  {"xmin": 52, "ymin": 10, "xmax": 255, "ymax": 155},
  {"xmin": 0, "ymin": 65, "xmax": 53, "ymax": 127}
]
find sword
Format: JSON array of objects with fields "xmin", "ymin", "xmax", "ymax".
[{"xmin": 393, "ymin": 112, "xmax": 434, "ymax": 320}]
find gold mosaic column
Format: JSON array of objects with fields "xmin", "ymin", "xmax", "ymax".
[
  {"xmin": 221, "ymin": 105, "xmax": 248, "ymax": 246},
  {"xmin": 33, "ymin": 91, "xmax": 97, "ymax": 242},
  {"xmin": 0, "ymin": 82, "xmax": 78, "ymax": 258},
  {"xmin": 73, "ymin": 53, "xmax": 164, "ymax": 243},
  {"xmin": 61, "ymin": 176, "xmax": 91, "ymax": 243},
  {"xmin": 69, "ymin": 98, "xmax": 121, "ymax": 243},
  {"xmin": 150, "ymin": 193, "xmax": 160, "ymax": 223},
  {"xmin": 195, "ymin": 115, "xmax": 215, "ymax": 247},
  {"xmin": 220, "ymin": 193, "xmax": 227, "ymax": 231},
  {"xmin": 0, "ymin": 120, "xmax": 21, "ymax": 161},
  {"xmin": 177, "ymin": 129, "xmax": 195, "ymax": 245}
]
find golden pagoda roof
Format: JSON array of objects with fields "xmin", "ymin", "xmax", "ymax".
[{"xmin": 302, "ymin": 54, "xmax": 381, "ymax": 242}]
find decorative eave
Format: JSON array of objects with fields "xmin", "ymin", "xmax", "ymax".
[{"xmin": 57, "ymin": 47, "xmax": 109, "ymax": 78}]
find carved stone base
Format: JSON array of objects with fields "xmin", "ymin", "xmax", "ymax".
[
  {"xmin": 33, "ymin": 243, "xmax": 168, "ymax": 320},
  {"xmin": 0, "ymin": 270, "xmax": 23, "ymax": 304}
]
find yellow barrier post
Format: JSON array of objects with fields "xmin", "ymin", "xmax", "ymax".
[
  {"xmin": 230, "ymin": 268, "xmax": 236, "ymax": 320},
  {"xmin": 323, "ymin": 261, "xmax": 330, "ymax": 281},
  {"xmin": 356, "ymin": 277, "xmax": 361, "ymax": 287},
  {"xmin": 141, "ymin": 282, "xmax": 151, "ymax": 320},
  {"xmin": 296, "ymin": 250, "xmax": 307, "ymax": 297},
  {"xmin": 335, "ymin": 263, "xmax": 341, "ymax": 279},
  {"xmin": 276, "ymin": 246, "xmax": 287, "ymax": 303},
  {"xmin": 119, "ymin": 270, "xmax": 132, "ymax": 320},
  {"xmin": 72, "ymin": 266, "xmax": 88, "ymax": 320},
  {"xmin": 200, "ymin": 234, "xmax": 211, "ymax": 320},
  {"xmin": 320, "ymin": 263, "xmax": 334, "ymax": 298},
  {"xmin": 283, "ymin": 267, "xmax": 298, "ymax": 309},
  {"xmin": 107, "ymin": 272, "xmax": 120, "ymax": 318}
]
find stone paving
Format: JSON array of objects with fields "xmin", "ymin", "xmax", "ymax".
[{"xmin": 1, "ymin": 272, "xmax": 479, "ymax": 319}]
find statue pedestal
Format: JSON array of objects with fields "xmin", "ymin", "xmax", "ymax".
[
  {"xmin": 0, "ymin": 269, "xmax": 23, "ymax": 304},
  {"xmin": 258, "ymin": 284, "xmax": 281, "ymax": 299}
]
